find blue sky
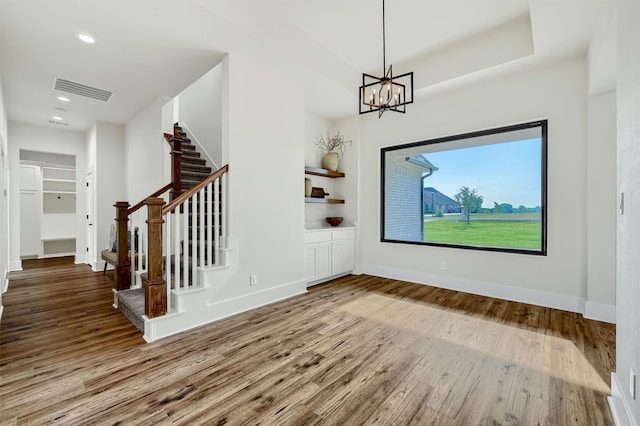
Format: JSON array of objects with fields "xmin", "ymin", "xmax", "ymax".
[{"xmin": 422, "ymin": 138, "xmax": 542, "ymax": 208}]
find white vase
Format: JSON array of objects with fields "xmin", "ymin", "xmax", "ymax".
[{"xmin": 322, "ymin": 151, "xmax": 339, "ymax": 171}]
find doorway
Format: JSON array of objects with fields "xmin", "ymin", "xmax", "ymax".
[{"xmin": 19, "ymin": 150, "xmax": 76, "ymax": 260}]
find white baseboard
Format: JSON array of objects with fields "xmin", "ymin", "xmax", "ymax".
[
  {"xmin": 9, "ymin": 260, "xmax": 22, "ymax": 271},
  {"xmin": 585, "ymin": 301, "xmax": 616, "ymax": 324},
  {"xmin": 144, "ymin": 278, "xmax": 307, "ymax": 342},
  {"xmin": 609, "ymin": 372, "xmax": 637, "ymax": 426},
  {"xmin": 74, "ymin": 254, "xmax": 87, "ymax": 264},
  {"xmin": 88, "ymin": 260, "xmax": 109, "ymax": 273},
  {"xmin": 357, "ymin": 263, "xmax": 615, "ymax": 323},
  {"xmin": 2, "ymin": 269, "xmax": 8, "ymax": 293},
  {"xmin": 0, "ymin": 305, "xmax": 4, "ymax": 320}
]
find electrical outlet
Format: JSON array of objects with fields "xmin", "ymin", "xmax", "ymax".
[
  {"xmin": 631, "ymin": 368, "xmax": 636, "ymax": 400},
  {"xmin": 440, "ymin": 261, "xmax": 447, "ymax": 270},
  {"xmin": 250, "ymin": 275, "xmax": 257, "ymax": 286}
]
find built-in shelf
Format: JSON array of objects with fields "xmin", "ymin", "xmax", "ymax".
[
  {"xmin": 305, "ymin": 166, "xmax": 345, "ymax": 204},
  {"xmin": 43, "ymin": 178, "xmax": 75, "ymax": 183},
  {"xmin": 41, "ymin": 236, "xmax": 75, "ymax": 241},
  {"xmin": 41, "ymin": 166, "xmax": 76, "ymax": 258},
  {"xmin": 43, "ymin": 190, "xmax": 76, "ymax": 195},
  {"xmin": 304, "ymin": 197, "xmax": 345, "ymax": 204},
  {"xmin": 304, "ymin": 167, "xmax": 345, "ymax": 178}
]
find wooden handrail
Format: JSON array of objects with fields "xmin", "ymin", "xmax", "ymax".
[
  {"xmin": 162, "ymin": 165, "xmax": 228, "ymax": 215},
  {"xmin": 127, "ymin": 183, "xmax": 173, "ymax": 216}
]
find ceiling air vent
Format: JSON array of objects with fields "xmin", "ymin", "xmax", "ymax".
[
  {"xmin": 53, "ymin": 77, "xmax": 114, "ymax": 102},
  {"xmin": 48, "ymin": 120, "xmax": 69, "ymax": 126}
]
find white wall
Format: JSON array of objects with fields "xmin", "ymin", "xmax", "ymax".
[
  {"xmin": 357, "ymin": 57, "xmax": 614, "ymax": 319},
  {"xmin": 218, "ymin": 50, "xmax": 306, "ymax": 300},
  {"xmin": 124, "ymin": 96, "xmax": 170, "ymax": 203},
  {"xmin": 586, "ymin": 91, "xmax": 616, "ymax": 317},
  {"xmin": 178, "ymin": 64, "xmax": 223, "ymax": 168},
  {"xmin": 7, "ymin": 121, "xmax": 87, "ymax": 269},
  {"xmin": 615, "ymin": 0, "xmax": 640, "ymax": 421},
  {"xmin": 86, "ymin": 124, "xmax": 97, "ymax": 267},
  {"xmin": 0, "ymin": 75, "xmax": 8, "ymax": 317},
  {"xmin": 87, "ymin": 121, "xmax": 126, "ymax": 269}
]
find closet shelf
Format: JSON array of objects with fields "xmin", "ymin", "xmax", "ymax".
[{"xmin": 43, "ymin": 178, "xmax": 75, "ymax": 183}]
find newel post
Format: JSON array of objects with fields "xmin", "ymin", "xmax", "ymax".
[
  {"xmin": 114, "ymin": 201, "xmax": 131, "ymax": 291},
  {"xmin": 170, "ymin": 138, "xmax": 183, "ymax": 203},
  {"xmin": 144, "ymin": 197, "xmax": 166, "ymax": 318}
]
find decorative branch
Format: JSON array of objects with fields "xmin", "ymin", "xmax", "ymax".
[{"xmin": 313, "ymin": 131, "xmax": 352, "ymax": 158}]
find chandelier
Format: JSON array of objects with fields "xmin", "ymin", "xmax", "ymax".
[{"xmin": 359, "ymin": 0, "xmax": 414, "ymax": 117}]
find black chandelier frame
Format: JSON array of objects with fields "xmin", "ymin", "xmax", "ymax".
[{"xmin": 359, "ymin": 0, "xmax": 414, "ymax": 117}]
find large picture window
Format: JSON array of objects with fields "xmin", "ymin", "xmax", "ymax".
[{"xmin": 381, "ymin": 120, "xmax": 547, "ymax": 255}]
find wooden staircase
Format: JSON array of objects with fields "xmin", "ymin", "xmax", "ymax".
[
  {"xmin": 114, "ymin": 123, "xmax": 224, "ymax": 334},
  {"xmin": 173, "ymin": 124, "xmax": 212, "ymax": 191}
]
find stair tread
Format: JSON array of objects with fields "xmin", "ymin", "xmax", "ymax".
[
  {"xmin": 182, "ymin": 165, "xmax": 212, "ymax": 174},
  {"xmin": 182, "ymin": 173, "xmax": 211, "ymax": 180},
  {"xmin": 182, "ymin": 150, "xmax": 201, "ymax": 158},
  {"xmin": 182, "ymin": 160, "xmax": 207, "ymax": 167}
]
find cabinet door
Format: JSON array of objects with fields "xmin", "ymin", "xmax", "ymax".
[
  {"xmin": 331, "ymin": 239, "xmax": 355, "ymax": 275},
  {"xmin": 317, "ymin": 242, "xmax": 332, "ymax": 279},
  {"xmin": 20, "ymin": 165, "xmax": 39, "ymax": 191},
  {"xmin": 305, "ymin": 242, "xmax": 332, "ymax": 283},
  {"xmin": 20, "ymin": 191, "xmax": 39, "ymax": 256},
  {"xmin": 342, "ymin": 238, "xmax": 355, "ymax": 272},
  {"xmin": 331, "ymin": 240, "xmax": 344, "ymax": 275},
  {"xmin": 305, "ymin": 244, "xmax": 319, "ymax": 281}
]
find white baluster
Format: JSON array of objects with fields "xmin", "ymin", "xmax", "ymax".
[
  {"xmin": 214, "ymin": 178, "xmax": 220, "ymax": 266},
  {"xmin": 139, "ymin": 211, "xmax": 144, "ymax": 286},
  {"xmin": 130, "ymin": 212, "xmax": 136, "ymax": 287},
  {"xmin": 165, "ymin": 212, "xmax": 171, "ymax": 310},
  {"xmin": 191, "ymin": 193, "xmax": 198, "ymax": 288},
  {"xmin": 199, "ymin": 188, "xmax": 205, "ymax": 270},
  {"xmin": 183, "ymin": 198, "xmax": 189, "ymax": 290},
  {"xmin": 174, "ymin": 206, "xmax": 181, "ymax": 292},
  {"xmin": 207, "ymin": 181, "xmax": 213, "ymax": 267},
  {"xmin": 221, "ymin": 173, "xmax": 227, "ymax": 249}
]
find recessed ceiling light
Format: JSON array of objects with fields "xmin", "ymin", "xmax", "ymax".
[
  {"xmin": 57, "ymin": 96, "xmax": 70, "ymax": 102},
  {"xmin": 52, "ymin": 116, "xmax": 63, "ymax": 121},
  {"xmin": 77, "ymin": 33, "xmax": 95, "ymax": 44}
]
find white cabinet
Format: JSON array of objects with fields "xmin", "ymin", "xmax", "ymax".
[
  {"xmin": 305, "ymin": 241, "xmax": 332, "ymax": 282},
  {"xmin": 330, "ymin": 229, "xmax": 355, "ymax": 275},
  {"xmin": 304, "ymin": 227, "xmax": 355, "ymax": 285}
]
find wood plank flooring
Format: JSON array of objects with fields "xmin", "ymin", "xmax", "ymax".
[{"xmin": 0, "ymin": 257, "xmax": 616, "ymax": 425}]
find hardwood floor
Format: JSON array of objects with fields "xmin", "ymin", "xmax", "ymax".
[{"xmin": 1, "ymin": 257, "xmax": 615, "ymax": 425}]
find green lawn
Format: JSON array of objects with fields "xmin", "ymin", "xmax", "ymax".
[{"xmin": 424, "ymin": 218, "xmax": 541, "ymax": 249}]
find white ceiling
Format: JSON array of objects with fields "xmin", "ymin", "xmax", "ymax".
[{"xmin": 0, "ymin": 0, "xmax": 616, "ymax": 132}]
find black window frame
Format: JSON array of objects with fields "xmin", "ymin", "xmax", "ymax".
[{"xmin": 380, "ymin": 120, "xmax": 548, "ymax": 256}]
